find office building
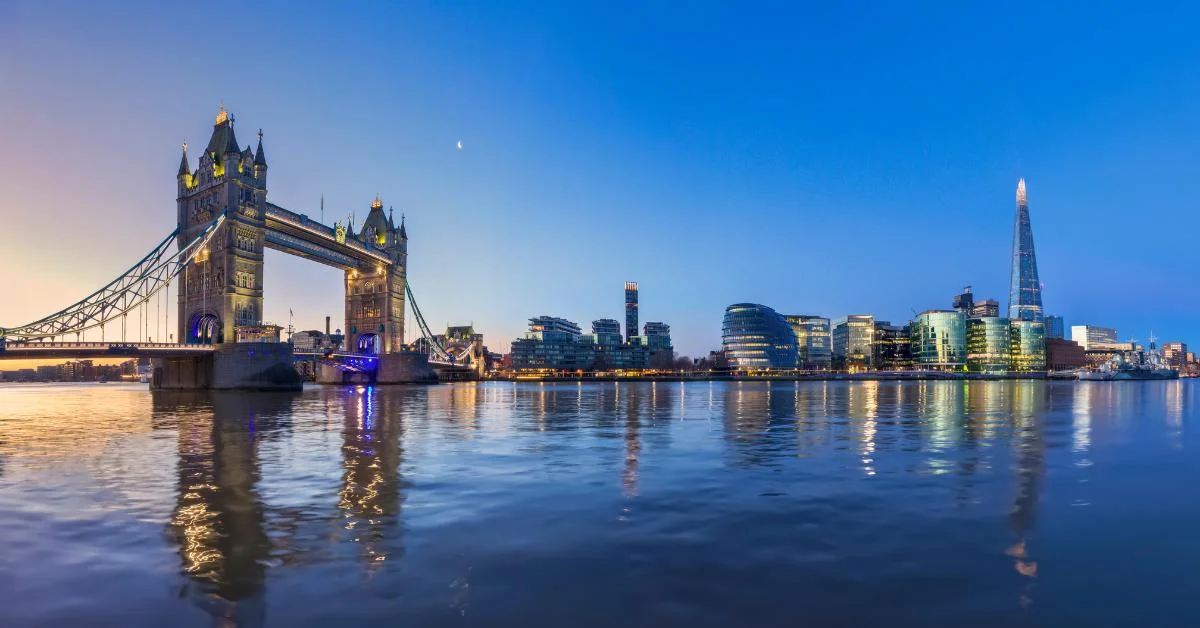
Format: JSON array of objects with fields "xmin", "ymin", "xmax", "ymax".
[
  {"xmin": 625, "ymin": 281, "xmax": 639, "ymax": 344},
  {"xmin": 952, "ymin": 286, "xmax": 974, "ymax": 313},
  {"xmin": 873, "ymin": 321, "xmax": 913, "ymax": 371},
  {"xmin": 911, "ymin": 310, "xmax": 967, "ymax": 371},
  {"xmin": 722, "ymin": 304, "xmax": 798, "ymax": 370},
  {"xmin": 1008, "ymin": 178, "xmax": 1044, "ymax": 323},
  {"xmin": 1070, "ymin": 325, "xmax": 1118, "ymax": 351},
  {"xmin": 967, "ymin": 317, "xmax": 1011, "ymax": 373},
  {"xmin": 785, "ymin": 315, "xmax": 832, "ymax": 371},
  {"xmin": 1162, "ymin": 342, "xmax": 1188, "ymax": 370},
  {"xmin": 832, "ymin": 315, "xmax": 875, "ymax": 372},
  {"xmin": 1045, "ymin": 315, "xmax": 1064, "ymax": 340},
  {"xmin": 1006, "ymin": 179, "xmax": 1046, "ymax": 371},
  {"xmin": 971, "ymin": 299, "xmax": 1000, "ymax": 318},
  {"xmin": 1010, "ymin": 320, "xmax": 1047, "ymax": 372}
]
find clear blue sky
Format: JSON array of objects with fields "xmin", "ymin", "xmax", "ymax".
[{"xmin": 2, "ymin": 1, "xmax": 1198, "ymax": 356}]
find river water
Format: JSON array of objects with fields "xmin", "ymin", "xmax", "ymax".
[{"xmin": 0, "ymin": 380, "xmax": 1196, "ymax": 626}]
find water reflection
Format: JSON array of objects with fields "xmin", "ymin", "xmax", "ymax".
[
  {"xmin": 336, "ymin": 387, "xmax": 405, "ymax": 576},
  {"xmin": 1, "ymin": 381, "xmax": 1198, "ymax": 625},
  {"xmin": 1006, "ymin": 383, "xmax": 1045, "ymax": 604},
  {"xmin": 160, "ymin": 391, "xmax": 296, "ymax": 627}
]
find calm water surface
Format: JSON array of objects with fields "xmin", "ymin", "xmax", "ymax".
[{"xmin": 0, "ymin": 380, "xmax": 1197, "ymax": 626}]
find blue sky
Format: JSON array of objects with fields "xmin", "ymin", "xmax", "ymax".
[{"xmin": 1, "ymin": 1, "xmax": 1198, "ymax": 356}]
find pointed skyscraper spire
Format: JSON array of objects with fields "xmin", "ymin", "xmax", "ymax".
[{"xmin": 1008, "ymin": 178, "xmax": 1043, "ymax": 322}]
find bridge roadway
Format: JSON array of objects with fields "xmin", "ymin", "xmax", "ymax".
[
  {"xmin": 2, "ymin": 342, "xmax": 474, "ymax": 380},
  {"xmin": 0, "ymin": 342, "xmax": 215, "ymax": 360}
]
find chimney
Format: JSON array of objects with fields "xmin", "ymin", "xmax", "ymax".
[{"xmin": 325, "ymin": 316, "xmax": 331, "ymax": 337}]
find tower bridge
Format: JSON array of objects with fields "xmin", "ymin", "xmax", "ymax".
[{"xmin": 0, "ymin": 107, "xmax": 475, "ymax": 387}]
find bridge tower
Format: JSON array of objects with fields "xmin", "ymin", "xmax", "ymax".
[
  {"xmin": 176, "ymin": 107, "xmax": 267, "ymax": 344},
  {"xmin": 344, "ymin": 198, "xmax": 408, "ymax": 354}
]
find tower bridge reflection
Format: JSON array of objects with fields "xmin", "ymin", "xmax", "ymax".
[{"xmin": 159, "ymin": 388, "xmax": 408, "ymax": 625}]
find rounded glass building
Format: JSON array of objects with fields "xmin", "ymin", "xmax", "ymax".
[
  {"xmin": 910, "ymin": 310, "xmax": 967, "ymax": 371},
  {"xmin": 722, "ymin": 304, "xmax": 798, "ymax": 371}
]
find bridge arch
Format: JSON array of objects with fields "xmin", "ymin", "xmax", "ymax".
[
  {"xmin": 355, "ymin": 333, "xmax": 381, "ymax": 355},
  {"xmin": 189, "ymin": 313, "xmax": 223, "ymax": 344}
]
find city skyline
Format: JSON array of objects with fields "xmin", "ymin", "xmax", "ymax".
[{"xmin": 3, "ymin": 2, "xmax": 1200, "ymax": 358}]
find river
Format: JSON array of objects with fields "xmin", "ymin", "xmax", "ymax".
[{"xmin": 0, "ymin": 380, "xmax": 1196, "ymax": 626}]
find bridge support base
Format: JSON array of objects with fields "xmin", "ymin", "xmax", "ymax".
[
  {"xmin": 316, "ymin": 351, "xmax": 438, "ymax": 385},
  {"xmin": 152, "ymin": 342, "xmax": 302, "ymax": 391}
]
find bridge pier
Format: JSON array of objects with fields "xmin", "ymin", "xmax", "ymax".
[
  {"xmin": 316, "ymin": 351, "xmax": 438, "ymax": 385},
  {"xmin": 152, "ymin": 342, "xmax": 302, "ymax": 391}
]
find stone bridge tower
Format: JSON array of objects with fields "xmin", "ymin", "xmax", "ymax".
[
  {"xmin": 344, "ymin": 197, "xmax": 407, "ymax": 354},
  {"xmin": 176, "ymin": 107, "xmax": 267, "ymax": 344}
]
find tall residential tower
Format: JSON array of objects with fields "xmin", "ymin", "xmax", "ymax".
[{"xmin": 624, "ymin": 282, "xmax": 639, "ymax": 344}]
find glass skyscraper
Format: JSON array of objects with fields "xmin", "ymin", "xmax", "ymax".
[
  {"xmin": 1008, "ymin": 179, "xmax": 1043, "ymax": 322},
  {"xmin": 722, "ymin": 304, "xmax": 798, "ymax": 370},
  {"xmin": 1008, "ymin": 179, "xmax": 1046, "ymax": 371},
  {"xmin": 624, "ymin": 281, "xmax": 639, "ymax": 344}
]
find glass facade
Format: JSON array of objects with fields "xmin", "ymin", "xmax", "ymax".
[
  {"xmin": 1045, "ymin": 315, "xmax": 1064, "ymax": 340},
  {"xmin": 624, "ymin": 281, "xmax": 638, "ymax": 344},
  {"xmin": 967, "ymin": 317, "xmax": 1011, "ymax": 373},
  {"xmin": 784, "ymin": 315, "xmax": 831, "ymax": 370},
  {"xmin": 873, "ymin": 322, "xmax": 912, "ymax": 371},
  {"xmin": 1010, "ymin": 320, "xmax": 1046, "ymax": 372},
  {"xmin": 1070, "ymin": 325, "xmax": 1118, "ymax": 351},
  {"xmin": 511, "ymin": 316, "xmax": 585, "ymax": 370},
  {"xmin": 1008, "ymin": 179, "xmax": 1044, "ymax": 323},
  {"xmin": 722, "ymin": 304, "xmax": 798, "ymax": 371},
  {"xmin": 910, "ymin": 310, "xmax": 967, "ymax": 371},
  {"xmin": 832, "ymin": 315, "xmax": 874, "ymax": 372}
]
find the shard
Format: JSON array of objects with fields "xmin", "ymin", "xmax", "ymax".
[{"xmin": 1007, "ymin": 178, "xmax": 1043, "ymax": 322}]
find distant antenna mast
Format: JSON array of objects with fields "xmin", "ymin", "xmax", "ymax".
[{"xmin": 320, "ymin": 194, "xmax": 325, "ymax": 225}]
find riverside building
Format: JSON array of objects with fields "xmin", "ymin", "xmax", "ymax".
[
  {"xmin": 511, "ymin": 283, "xmax": 670, "ymax": 371},
  {"xmin": 967, "ymin": 316, "xmax": 1012, "ymax": 373},
  {"xmin": 832, "ymin": 315, "xmax": 875, "ymax": 372},
  {"xmin": 910, "ymin": 310, "xmax": 967, "ymax": 371},
  {"xmin": 873, "ymin": 321, "xmax": 913, "ymax": 371},
  {"xmin": 784, "ymin": 315, "xmax": 832, "ymax": 370},
  {"xmin": 722, "ymin": 304, "xmax": 798, "ymax": 371}
]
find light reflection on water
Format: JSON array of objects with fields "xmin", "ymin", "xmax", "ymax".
[{"xmin": 0, "ymin": 380, "xmax": 1198, "ymax": 626}]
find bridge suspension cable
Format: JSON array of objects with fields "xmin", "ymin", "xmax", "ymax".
[
  {"xmin": 1, "ymin": 212, "xmax": 227, "ymax": 341},
  {"xmin": 403, "ymin": 282, "xmax": 452, "ymax": 363}
]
